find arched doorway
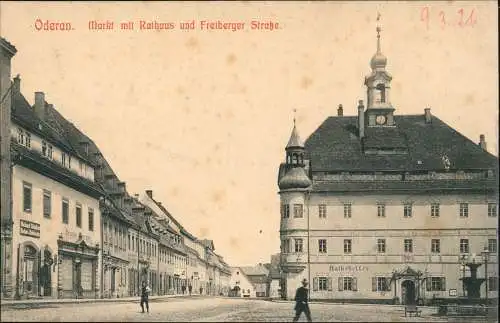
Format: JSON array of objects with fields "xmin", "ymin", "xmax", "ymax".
[
  {"xmin": 18, "ymin": 243, "xmax": 40, "ymax": 298},
  {"xmin": 401, "ymin": 280, "xmax": 416, "ymax": 305}
]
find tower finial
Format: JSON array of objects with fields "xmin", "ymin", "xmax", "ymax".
[
  {"xmin": 376, "ymin": 12, "xmax": 382, "ymax": 53},
  {"xmin": 293, "ymin": 108, "xmax": 297, "ymax": 126}
]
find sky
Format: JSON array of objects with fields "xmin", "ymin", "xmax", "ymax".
[{"xmin": 1, "ymin": 1, "xmax": 498, "ymax": 266}]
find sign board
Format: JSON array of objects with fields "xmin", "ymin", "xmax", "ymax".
[
  {"xmin": 19, "ymin": 220, "xmax": 40, "ymax": 238},
  {"xmin": 329, "ymin": 265, "xmax": 368, "ymax": 272},
  {"xmin": 449, "ymin": 289, "xmax": 457, "ymax": 297}
]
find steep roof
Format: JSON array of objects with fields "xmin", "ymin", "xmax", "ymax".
[
  {"xmin": 240, "ymin": 265, "xmax": 269, "ymax": 277},
  {"xmin": 304, "ymin": 114, "xmax": 498, "ymax": 172},
  {"xmin": 286, "ymin": 125, "xmax": 304, "ymax": 149}
]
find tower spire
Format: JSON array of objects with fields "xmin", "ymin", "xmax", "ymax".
[{"xmin": 370, "ymin": 11, "xmax": 387, "ymax": 70}]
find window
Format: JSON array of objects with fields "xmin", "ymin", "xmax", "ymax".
[
  {"xmin": 488, "ymin": 277, "xmax": 498, "ymax": 292},
  {"xmin": 338, "ymin": 277, "xmax": 357, "ymax": 291},
  {"xmin": 431, "ymin": 203, "xmax": 440, "ymax": 217},
  {"xmin": 427, "ymin": 277, "xmax": 446, "ymax": 291},
  {"xmin": 488, "ymin": 239, "xmax": 497, "ymax": 253},
  {"xmin": 318, "ymin": 277, "xmax": 329, "ymax": 291},
  {"xmin": 23, "ymin": 182, "xmax": 32, "ymax": 213},
  {"xmin": 377, "ymin": 239, "xmax": 386, "ymax": 253},
  {"xmin": 318, "ymin": 204, "xmax": 327, "ymax": 218},
  {"xmin": 431, "ymin": 239, "xmax": 440, "ymax": 253},
  {"xmin": 25, "ymin": 133, "xmax": 31, "ymax": 148},
  {"xmin": 281, "ymin": 204, "xmax": 290, "ymax": 218},
  {"xmin": 76, "ymin": 204, "xmax": 82, "ymax": 227},
  {"xmin": 377, "ymin": 203, "xmax": 386, "ymax": 217},
  {"xmin": 459, "ymin": 203, "xmax": 469, "ymax": 218},
  {"xmin": 318, "ymin": 239, "xmax": 327, "ymax": 253},
  {"xmin": 43, "ymin": 190, "xmax": 51, "ymax": 217},
  {"xmin": 294, "ymin": 239, "xmax": 303, "ymax": 253},
  {"xmin": 404, "ymin": 203, "xmax": 412, "ymax": 218},
  {"xmin": 404, "ymin": 239, "xmax": 413, "ymax": 253},
  {"xmin": 62, "ymin": 199, "xmax": 69, "ymax": 224},
  {"xmin": 343, "ymin": 239, "xmax": 352, "ymax": 254},
  {"xmin": 460, "ymin": 239, "xmax": 469, "ymax": 254},
  {"xmin": 344, "ymin": 203, "xmax": 352, "ymax": 218},
  {"xmin": 17, "ymin": 128, "xmax": 24, "ymax": 145},
  {"xmin": 372, "ymin": 277, "xmax": 391, "ymax": 292},
  {"xmin": 47, "ymin": 145, "xmax": 53, "ymax": 159},
  {"xmin": 42, "ymin": 141, "xmax": 47, "ymax": 156},
  {"xmin": 88, "ymin": 208, "xmax": 94, "ymax": 231},
  {"xmin": 68, "ymin": 155, "xmax": 72, "ymax": 169},
  {"xmin": 61, "ymin": 153, "xmax": 67, "ymax": 167},
  {"xmin": 488, "ymin": 203, "xmax": 497, "ymax": 217},
  {"xmin": 293, "ymin": 204, "xmax": 303, "ymax": 218}
]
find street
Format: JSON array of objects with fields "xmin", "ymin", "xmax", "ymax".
[{"xmin": 0, "ymin": 296, "xmax": 460, "ymax": 322}]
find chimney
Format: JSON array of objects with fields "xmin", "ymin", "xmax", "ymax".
[
  {"xmin": 337, "ymin": 104, "xmax": 343, "ymax": 116},
  {"xmin": 424, "ymin": 108, "xmax": 432, "ymax": 123},
  {"xmin": 13, "ymin": 74, "xmax": 20, "ymax": 93},
  {"xmin": 358, "ymin": 100, "xmax": 365, "ymax": 139},
  {"xmin": 479, "ymin": 134, "xmax": 487, "ymax": 151},
  {"xmin": 146, "ymin": 190, "xmax": 153, "ymax": 198},
  {"xmin": 34, "ymin": 92, "xmax": 45, "ymax": 120}
]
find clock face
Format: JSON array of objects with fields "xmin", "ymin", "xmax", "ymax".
[{"xmin": 376, "ymin": 115, "xmax": 387, "ymax": 125}]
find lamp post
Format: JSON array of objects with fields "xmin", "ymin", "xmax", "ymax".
[
  {"xmin": 460, "ymin": 254, "xmax": 467, "ymax": 297},
  {"xmin": 481, "ymin": 246, "xmax": 490, "ymax": 306}
]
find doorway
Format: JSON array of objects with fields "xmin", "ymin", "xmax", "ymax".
[
  {"xmin": 74, "ymin": 262, "xmax": 82, "ymax": 298},
  {"xmin": 401, "ymin": 280, "xmax": 416, "ymax": 305}
]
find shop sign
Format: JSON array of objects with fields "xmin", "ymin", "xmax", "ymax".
[
  {"xmin": 329, "ymin": 265, "xmax": 368, "ymax": 272},
  {"xmin": 20, "ymin": 220, "xmax": 40, "ymax": 238}
]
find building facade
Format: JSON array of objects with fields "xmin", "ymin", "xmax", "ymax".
[
  {"xmin": 277, "ymin": 26, "xmax": 498, "ymax": 305},
  {"xmin": 6, "ymin": 81, "xmax": 103, "ymax": 300}
]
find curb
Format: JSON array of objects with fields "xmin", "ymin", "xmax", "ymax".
[
  {"xmin": 269, "ymin": 299, "xmax": 439, "ymax": 310},
  {"xmin": 0, "ymin": 294, "xmax": 201, "ymax": 309}
]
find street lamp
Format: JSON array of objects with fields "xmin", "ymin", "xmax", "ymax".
[
  {"xmin": 460, "ymin": 254, "xmax": 468, "ymax": 297},
  {"xmin": 481, "ymin": 246, "xmax": 490, "ymax": 306}
]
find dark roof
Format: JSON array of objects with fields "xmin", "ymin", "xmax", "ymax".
[
  {"xmin": 1, "ymin": 37, "xmax": 17, "ymax": 55},
  {"xmin": 313, "ymin": 178, "xmax": 497, "ymax": 193},
  {"xmin": 11, "ymin": 92, "xmax": 76, "ymax": 155},
  {"xmin": 12, "ymin": 142, "xmax": 104, "ymax": 198},
  {"xmin": 304, "ymin": 115, "xmax": 498, "ymax": 172}
]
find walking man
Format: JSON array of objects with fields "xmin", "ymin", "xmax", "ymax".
[
  {"xmin": 188, "ymin": 284, "xmax": 192, "ymax": 296},
  {"xmin": 140, "ymin": 281, "xmax": 150, "ymax": 313},
  {"xmin": 293, "ymin": 278, "xmax": 312, "ymax": 322}
]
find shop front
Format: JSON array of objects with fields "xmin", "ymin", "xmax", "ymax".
[{"xmin": 56, "ymin": 233, "xmax": 99, "ymax": 299}]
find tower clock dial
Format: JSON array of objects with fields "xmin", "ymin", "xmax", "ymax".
[{"xmin": 376, "ymin": 115, "xmax": 387, "ymax": 125}]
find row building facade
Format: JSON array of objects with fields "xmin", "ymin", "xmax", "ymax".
[
  {"xmin": 277, "ymin": 26, "xmax": 498, "ymax": 305},
  {"xmin": 0, "ymin": 37, "xmax": 231, "ymax": 300}
]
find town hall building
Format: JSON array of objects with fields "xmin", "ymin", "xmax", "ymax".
[{"xmin": 277, "ymin": 25, "xmax": 498, "ymax": 305}]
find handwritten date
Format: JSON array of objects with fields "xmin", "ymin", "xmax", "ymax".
[{"xmin": 421, "ymin": 7, "xmax": 477, "ymax": 30}]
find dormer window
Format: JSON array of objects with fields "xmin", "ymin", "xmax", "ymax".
[{"xmin": 42, "ymin": 141, "xmax": 47, "ymax": 156}]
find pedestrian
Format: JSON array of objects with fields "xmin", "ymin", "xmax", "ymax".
[
  {"xmin": 199, "ymin": 286, "xmax": 203, "ymax": 295},
  {"xmin": 182, "ymin": 285, "xmax": 186, "ymax": 295},
  {"xmin": 293, "ymin": 278, "xmax": 312, "ymax": 322},
  {"xmin": 140, "ymin": 281, "xmax": 150, "ymax": 313},
  {"xmin": 188, "ymin": 285, "xmax": 192, "ymax": 295}
]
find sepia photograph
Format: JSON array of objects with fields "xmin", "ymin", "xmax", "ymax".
[{"xmin": 0, "ymin": 1, "xmax": 498, "ymax": 322}]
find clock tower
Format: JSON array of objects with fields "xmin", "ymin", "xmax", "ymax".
[{"xmin": 364, "ymin": 20, "xmax": 395, "ymax": 127}]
